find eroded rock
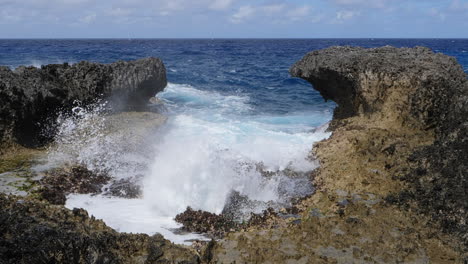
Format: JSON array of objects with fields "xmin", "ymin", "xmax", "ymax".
[
  {"xmin": 0, "ymin": 194, "xmax": 199, "ymax": 264},
  {"xmin": 0, "ymin": 58, "xmax": 167, "ymax": 148},
  {"xmin": 36, "ymin": 165, "xmax": 111, "ymax": 205},
  {"xmin": 212, "ymin": 46, "xmax": 467, "ymax": 263},
  {"xmin": 103, "ymin": 177, "xmax": 142, "ymax": 199},
  {"xmin": 291, "ymin": 46, "xmax": 468, "ymax": 248},
  {"xmin": 175, "ymin": 207, "xmax": 239, "ymax": 239}
]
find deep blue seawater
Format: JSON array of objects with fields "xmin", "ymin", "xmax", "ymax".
[
  {"xmin": 2, "ymin": 39, "xmax": 468, "ymax": 244},
  {"xmin": 1, "ymin": 39, "xmax": 467, "ymax": 118}
]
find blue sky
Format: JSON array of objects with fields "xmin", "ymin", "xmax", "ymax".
[{"xmin": 0, "ymin": 0, "xmax": 467, "ymax": 38}]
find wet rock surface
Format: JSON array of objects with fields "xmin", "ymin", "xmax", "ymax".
[
  {"xmin": 0, "ymin": 57, "xmax": 167, "ymax": 148},
  {"xmin": 36, "ymin": 165, "xmax": 111, "ymax": 205},
  {"xmin": 0, "ymin": 194, "xmax": 199, "ymax": 264},
  {"xmin": 103, "ymin": 176, "xmax": 143, "ymax": 199},
  {"xmin": 175, "ymin": 207, "xmax": 239, "ymax": 239}
]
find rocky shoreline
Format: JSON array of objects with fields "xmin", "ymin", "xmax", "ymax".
[
  {"xmin": 0, "ymin": 58, "xmax": 166, "ymax": 149},
  {"xmin": 290, "ymin": 46, "xmax": 468, "ymax": 249},
  {"xmin": 210, "ymin": 46, "xmax": 467, "ymax": 263},
  {"xmin": 1, "ymin": 47, "xmax": 467, "ymax": 263}
]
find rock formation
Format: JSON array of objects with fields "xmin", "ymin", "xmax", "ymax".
[
  {"xmin": 290, "ymin": 46, "xmax": 468, "ymax": 247},
  {"xmin": 1, "ymin": 47, "xmax": 467, "ymax": 263},
  {"xmin": 0, "ymin": 194, "xmax": 199, "ymax": 264},
  {"xmin": 210, "ymin": 46, "xmax": 467, "ymax": 263},
  {"xmin": 0, "ymin": 58, "xmax": 166, "ymax": 148}
]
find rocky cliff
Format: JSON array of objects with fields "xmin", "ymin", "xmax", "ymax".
[
  {"xmin": 290, "ymin": 46, "xmax": 468, "ymax": 247},
  {"xmin": 210, "ymin": 46, "xmax": 467, "ymax": 263},
  {"xmin": 0, "ymin": 58, "xmax": 166, "ymax": 148}
]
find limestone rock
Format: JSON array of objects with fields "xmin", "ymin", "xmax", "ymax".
[{"xmin": 291, "ymin": 46, "xmax": 468, "ymax": 247}]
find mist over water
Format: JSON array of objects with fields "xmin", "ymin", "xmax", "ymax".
[
  {"xmin": 58, "ymin": 82, "xmax": 332, "ymax": 244},
  {"xmin": 143, "ymin": 83, "xmax": 332, "ymax": 216}
]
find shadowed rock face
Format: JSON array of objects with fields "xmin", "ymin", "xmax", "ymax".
[
  {"xmin": 291, "ymin": 46, "xmax": 468, "ymax": 247},
  {"xmin": 0, "ymin": 58, "xmax": 167, "ymax": 147}
]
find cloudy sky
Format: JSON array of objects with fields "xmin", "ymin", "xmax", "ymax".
[{"xmin": 1, "ymin": 0, "xmax": 467, "ymax": 38}]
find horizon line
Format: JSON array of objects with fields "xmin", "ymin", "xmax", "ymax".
[{"xmin": 1, "ymin": 37, "xmax": 468, "ymax": 40}]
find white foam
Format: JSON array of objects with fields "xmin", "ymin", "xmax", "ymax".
[
  {"xmin": 142, "ymin": 83, "xmax": 331, "ymax": 215},
  {"xmin": 65, "ymin": 194, "xmax": 207, "ymax": 245},
  {"xmin": 58, "ymin": 82, "xmax": 332, "ymax": 244}
]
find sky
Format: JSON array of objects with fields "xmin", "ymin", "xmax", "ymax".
[{"xmin": 0, "ymin": 0, "xmax": 467, "ymax": 38}]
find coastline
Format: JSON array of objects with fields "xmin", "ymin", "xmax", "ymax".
[{"xmin": 1, "ymin": 45, "xmax": 467, "ymax": 263}]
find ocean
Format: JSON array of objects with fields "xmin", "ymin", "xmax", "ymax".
[{"xmin": 2, "ymin": 39, "xmax": 467, "ymax": 243}]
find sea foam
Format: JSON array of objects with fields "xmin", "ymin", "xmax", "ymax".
[{"xmin": 60, "ymin": 82, "xmax": 332, "ymax": 244}]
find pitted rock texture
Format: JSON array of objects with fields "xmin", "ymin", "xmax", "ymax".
[
  {"xmin": 0, "ymin": 194, "xmax": 199, "ymax": 264},
  {"xmin": 290, "ymin": 46, "xmax": 467, "ymax": 131},
  {"xmin": 291, "ymin": 46, "xmax": 468, "ymax": 247},
  {"xmin": 0, "ymin": 58, "xmax": 166, "ymax": 147},
  {"xmin": 36, "ymin": 165, "xmax": 111, "ymax": 205}
]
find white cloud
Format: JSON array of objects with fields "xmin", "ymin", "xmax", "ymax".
[
  {"xmin": 59, "ymin": 0, "xmax": 90, "ymax": 4},
  {"xmin": 262, "ymin": 4, "xmax": 286, "ymax": 15},
  {"xmin": 0, "ymin": 10, "xmax": 22, "ymax": 23},
  {"xmin": 334, "ymin": 10, "xmax": 359, "ymax": 23},
  {"xmin": 161, "ymin": 0, "xmax": 186, "ymax": 12},
  {"xmin": 286, "ymin": 6, "xmax": 310, "ymax": 21},
  {"xmin": 228, "ymin": 3, "xmax": 315, "ymax": 24},
  {"xmin": 209, "ymin": 0, "xmax": 234, "ymax": 10},
  {"xmin": 449, "ymin": 0, "xmax": 468, "ymax": 10},
  {"xmin": 230, "ymin": 5, "xmax": 255, "ymax": 23},
  {"xmin": 79, "ymin": 13, "xmax": 96, "ymax": 24},
  {"xmin": 107, "ymin": 7, "xmax": 133, "ymax": 17},
  {"xmin": 428, "ymin": 7, "xmax": 446, "ymax": 21},
  {"xmin": 332, "ymin": 0, "xmax": 387, "ymax": 9}
]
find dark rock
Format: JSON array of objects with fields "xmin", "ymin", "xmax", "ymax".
[
  {"xmin": 221, "ymin": 190, "xmax": 252, "ymax": 220},
  {"xmin": 0, "ymin": 58, "xmax": 167, "ymax": 147},
  {"xmin": 247, "ymin": 207, "xmax": 277, "ymax": 227},
  {"xmin": 221, "ymin": 190, "xmax": 283, "ymax": 222},
  {"xmin": 175, "ymin": 207, "xmax": 239, "ymax": 239},
  {"xmin": 0, "ymin": 194, "xmax": 199, "ymax": 264},
  {"xmin": 103, "ymin": 177, "xmax": 142, "ymax": 199},
  {"xmin": 36, "ymin": 165, "xmax": 111, "ymax": 205},
  {"xmin": 291, "ymin": 46, "xmax": 468, "ymax": 247}
]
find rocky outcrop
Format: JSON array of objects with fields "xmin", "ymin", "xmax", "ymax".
[
  {"xmin": 175, "ymin": 207, "xmax": 239, "ymax": 239},
  {"xmin": 0, "ymin": 58, "xmax": 166, "ymax": 148},
  {"xmin": 290, "ymin": 46, "xmax": 467, "ymax": 130},
  {"xmin": 36, "ymin": 165, "xmax": 111, "ymax": 205},
  {"xmin": 290, "ymin": 46, "xmax": 468, "ymax": 247},
  {"xmin": 0, "ymin": 194, "xmax": 199, "ymax": 264},
  {"xmin": 210, "ymin": 46, "xmax": 467, "ymax": 263}
]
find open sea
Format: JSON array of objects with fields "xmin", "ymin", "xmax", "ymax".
[{"xmin": 1, "ymin": 39, "xmax": 467, "ymax": 243}]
